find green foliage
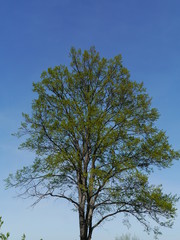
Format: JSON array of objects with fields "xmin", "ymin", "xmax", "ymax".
[
  {"xmin": 0, "ymin": 217, "xmax": 10, "ymax": 240},
  {"xmin": 21, "ymin": 234, "xmax": 26, "ymax": 240},
  {"xmin": 6, "ymin": 46, "xmax": 180, "ymax": 239},
  {"xmin": 0, "ymin": 217, "xmax": 42, "ymax": 240},
  {"xmin": 115, "ymin": 233, "xmax": 140, "ymax": 240},
  {"xmin": 0, "ymin": 217, "xmax": 26, "ymax": 240}
]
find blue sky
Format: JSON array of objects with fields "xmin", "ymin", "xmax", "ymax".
[{"xmin": 0, "ymin": 0, "xmax": 180, "ymax": 239}]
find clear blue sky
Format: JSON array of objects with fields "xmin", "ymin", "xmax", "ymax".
[{"xmin": 0, "ymin": 0, "xmax": 180, "ymax": 239}]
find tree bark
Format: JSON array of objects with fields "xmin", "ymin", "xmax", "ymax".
[
  {"xmin": 78, "ymin": 172, "xmax": 87, "ymax": 240},
  {"xmin": 79, "ymin": 214, "xmax": 87, "ymax": 240}
]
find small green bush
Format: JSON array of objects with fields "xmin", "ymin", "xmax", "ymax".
[
  {"xmin": 0, "ymin": 217, "xmax": 42, "ymax": 240},
  {"xmin": 0, "ymin": 217, "xmax": 10, "ymax": 240}
]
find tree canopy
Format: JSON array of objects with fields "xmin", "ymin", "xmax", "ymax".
[{"xmin": 6, "ymin": 47, "xmax": 179, "ymax": 240}]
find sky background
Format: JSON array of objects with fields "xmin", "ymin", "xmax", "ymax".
[{"xmin": 0, "ymin": 0, "xmax": 180, "ymax": 239}]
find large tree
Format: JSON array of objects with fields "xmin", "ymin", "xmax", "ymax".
[{"xmin": 6, "ymin": 47, "xmax": 179, "ymax": 240}]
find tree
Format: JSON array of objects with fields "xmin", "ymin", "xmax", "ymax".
[{"xmin": 6, "ymin": 47, "xmax": 179, "ymax": 240}]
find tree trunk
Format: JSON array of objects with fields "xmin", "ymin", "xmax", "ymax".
[
  {"xmin": 79, "ymin": 206, "xmax": 93, "ymax": 240},
  {"xmin": 79, "ymin": 218, "xmax": 93, "ymax": 240},
  {"xmin": 79, "ymin": 210, "xmax": 88, "ymax": 240},
  {"xmin": 78, "ymin": 186, "xmax": 87, "ymax": 240},
  {"xmin": 87, "ymin": 211, "xmax": 93, "ymax": 240},
  {"xmin": 87, "ymin": 228, "xmax": 92, "ymax": 240}
]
